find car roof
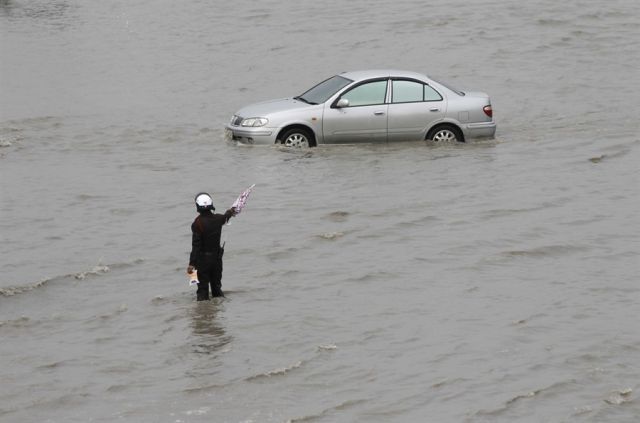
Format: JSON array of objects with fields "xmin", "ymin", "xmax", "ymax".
[{"xmin": 339, "ymin": 69, "xmax": 430, "ymax": 82}]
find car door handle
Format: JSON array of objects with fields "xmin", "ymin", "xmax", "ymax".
[
  {"xmin": 374, "ymin": 111, "xmax": 385, "ymax": 116},
  {"xmin": 430, "ymin": 108, "xmax": 440, "ymax": 112}
]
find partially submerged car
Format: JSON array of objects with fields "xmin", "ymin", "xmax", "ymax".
[{"xmin": 225, "ymin": 69, "xmax": 495, "ymax": 147}]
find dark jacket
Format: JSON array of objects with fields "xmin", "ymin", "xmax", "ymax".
[{"xmin": 189, "ymin": 209, "xmax": 235, "ymax": 267}]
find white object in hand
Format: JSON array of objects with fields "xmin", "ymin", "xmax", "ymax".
[{"xmin": 188, "ymin": 270, "xmax": 199, "ymax": 286}]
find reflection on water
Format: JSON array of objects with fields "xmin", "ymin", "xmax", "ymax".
[{"xmin": 188, "ymin": 300, "xmax": 232, "ymax": 355}]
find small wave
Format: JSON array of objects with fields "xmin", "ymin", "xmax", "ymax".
[
  {"xmin": 500, "ymin": 244, "xmax": 589, "ymax": 259},
  {"xmin": 185, "ymin": 407, "xmax": 211, "ymax": 416},
  {"xmin": 472, "ymin": 380, "xmax": 577, "ymax": 417},
  {"xmin": 150, "ymin": 295, "xmax": 169, "ymax": 305},
  {"xmin": 572, "ymin": 405, "xmax": 594, "ymax": 416},
  {"xmin": 0, "ymin": 259, "xmax": 144, "ymax": 298},
  {"xmin": 604, "ymin": 388, "xmax": 633, "ymax": 405},
  {"xmin": 424, "ymin": 138, "xmax": 466, "ymax": 147},
  {"xmin": 589, "ymin": 145, "xmax": 633, "ymax": 163},
  {"xmin": 325, "ymin": 211, "xmax": 350, "ymax": 222},
  {"xmin": 286, "ymin": 399, "xmax": 367, "ymax": 423},
  {"xmin": 394, "ymin": 215, "xmax": 439, "ymax": 228},
  {"xmin": 347, "ymin": 271, "xmax": 394, "ymax": 283},
  {"xmin": 280, "ymin": 149, "xmax": 314, "ymax": 160},
  {"xmin": 510, "ymin": 313, "xmax": 546, "ymax": 326},
  {"xmin": 245, "ymin": 360, "xmax": 303, "ymax": 381},
  {"xmin": 431, "ymin": 377, "xmax": 468, "ymax": 389},
  {"xmin": 537, "ymin": 18, "xmax": 568, "ymax": 26},
  {"xmin": 36, "ymin": 359, "xmax": 73, "ymax": 370},
  {"xmin": 0, "ymin": 316, "xmax": 34, "ymax": 328},
  {"xmin": 183, "ymin": 383, "xmax": 226, "ymax": 394},
  {"xmin": 505, "ymin": 390, "xmax": 540, "ymax": 406},
  {"xmin": 93, "ymin": 303, "xmax": 128, "ymax": 321},
  {"xmin": 0, "ymin": 126, "xmax": 24, "ymax": 150},
  {"xmin": 106, "ymin": 384, "xmax": 129, "ymax": 393},
  {"xmin": 74, "ymin": 264, "xmax": 109, "ymax": 280},
  {"xmin": 316, "ymin": 231, "xmax": 344, "ymax": 240},
  {"xmin": 480, "ymin": 203, "xmax": 554, "ymax": 219},
  {"xmin": 0, "ymin": 279, "xmax": 51, "ymax": 297},
  {"xmin": 266, "ymin": 247, "xmax": 299, "ymax": 261},
  {"xmin": 318, "ymin": 344, "xmax": 337, "ymax": 351}
]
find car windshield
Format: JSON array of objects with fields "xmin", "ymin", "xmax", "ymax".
[{"xmin": 295, "ymin": 75, "xmax": 353, "ymax": 104}]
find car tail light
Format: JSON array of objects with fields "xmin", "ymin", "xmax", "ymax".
[{"xmin": 483, "ymin": 105, "xmax": 493, "ymax": 118}]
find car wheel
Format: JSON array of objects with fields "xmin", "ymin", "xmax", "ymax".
[
  {"xmin": 427, "ymin": 125, "xmax": 464, "ymax": 143},
  {"xmin": 280, "ymin": 128, "xmax": 314, "ymax": 148}
]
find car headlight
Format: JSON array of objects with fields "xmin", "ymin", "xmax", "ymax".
[{"xmin": 241, "ymin": 117, "xmax": 268, "ymax": 127}]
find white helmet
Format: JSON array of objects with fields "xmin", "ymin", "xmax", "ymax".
[{"xmin": 194, "ymin": 192, "xmax": 214, "ymax": 212}]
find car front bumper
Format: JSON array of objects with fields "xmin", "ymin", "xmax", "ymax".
[
  {"xmin": 225, "ymin": 125, "xmax": 278, "ymax": 145},
  {"xmin": 463, "ymin": 121, "xmax": 496, "ymax": 139}
]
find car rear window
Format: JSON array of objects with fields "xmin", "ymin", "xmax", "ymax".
[{"xmin": 430, "ymin": 77, "xmax": 465, "ymax": 96}]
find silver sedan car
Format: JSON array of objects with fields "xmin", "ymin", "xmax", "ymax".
[{"xmin": 225, "ymin": 70, "xmax": 495, "ymax": 147}]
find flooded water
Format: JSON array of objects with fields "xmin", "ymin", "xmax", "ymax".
[{"xmin": 1, "ymin": 0, "xmax": 639, "ymax": 421}]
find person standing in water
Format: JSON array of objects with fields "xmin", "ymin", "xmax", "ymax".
[{"xmin": 187, "ymin": 192, "xmax": 236, "ymax": 300}]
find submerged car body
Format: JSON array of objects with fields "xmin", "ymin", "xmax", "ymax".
[{"xmin": 225, "ymin": 69, "xmax": 495, "ymax": 147}]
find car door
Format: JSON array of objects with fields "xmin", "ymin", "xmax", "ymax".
[
  {"xmin": 321, "ymin": 79, "xmax": 389, "ymax": 144},
  {"xmin": 387, "ymin": 79, "xmax": 446, "ymax": 142}
]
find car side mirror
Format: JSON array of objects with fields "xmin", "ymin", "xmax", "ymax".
[{"xmin": 335, "ymin": 98, "xmax": 349, "ymax": 108}]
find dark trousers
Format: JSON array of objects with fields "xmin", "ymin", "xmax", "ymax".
[{"xmin": 196, "ymin": 250, "xmax": 224, "ymax": 300}]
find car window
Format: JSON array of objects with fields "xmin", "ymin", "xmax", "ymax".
[
  {"xmin": 342, "ymin": 80, "xmax": 387, "ymax": 107},
  {"xmin": 392, "ymin": 80, "xmax": 443, "ymax": 103},
  {"xmin": 424, "ymin": 85, "xmax": 443, "ymax": 101},
  {"xmin": 392, "ymin": 80, "xmax": 423, "ymax": 103}
]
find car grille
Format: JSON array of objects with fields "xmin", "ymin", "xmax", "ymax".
[{"xmin": 230, "ymin": 115, "xmax": 243, "ymax": 126}]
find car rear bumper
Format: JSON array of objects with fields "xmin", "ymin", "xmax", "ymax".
[
  {"xmin": 463, "ymin": 121, "xmax": 496, "ymax": 139},
  {"xmin": 225, "ymin": 125, "xmax": 278, "ymax": 145}
]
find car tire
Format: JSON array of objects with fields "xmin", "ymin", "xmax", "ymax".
[
  {"xmin": 280, "ymin": 128, "xmax": 315, "ymax": 148},
  {"xmin": 427, "ymin": 125, "xmax": 464, "ymax": 143}
]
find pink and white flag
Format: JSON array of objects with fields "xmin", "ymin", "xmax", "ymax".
[{"xmin": 231, "ymin": 184, "xmax": 255, "ymax": 215}]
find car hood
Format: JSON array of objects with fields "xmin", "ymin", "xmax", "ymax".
[{"xmin": 235, "ymin": 98, "xmax": 313, "ymax": 118}]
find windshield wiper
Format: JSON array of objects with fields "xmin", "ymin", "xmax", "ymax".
[{"xmin": 293, "ymin": 96, "xmax": 317, "ymax": 105}]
